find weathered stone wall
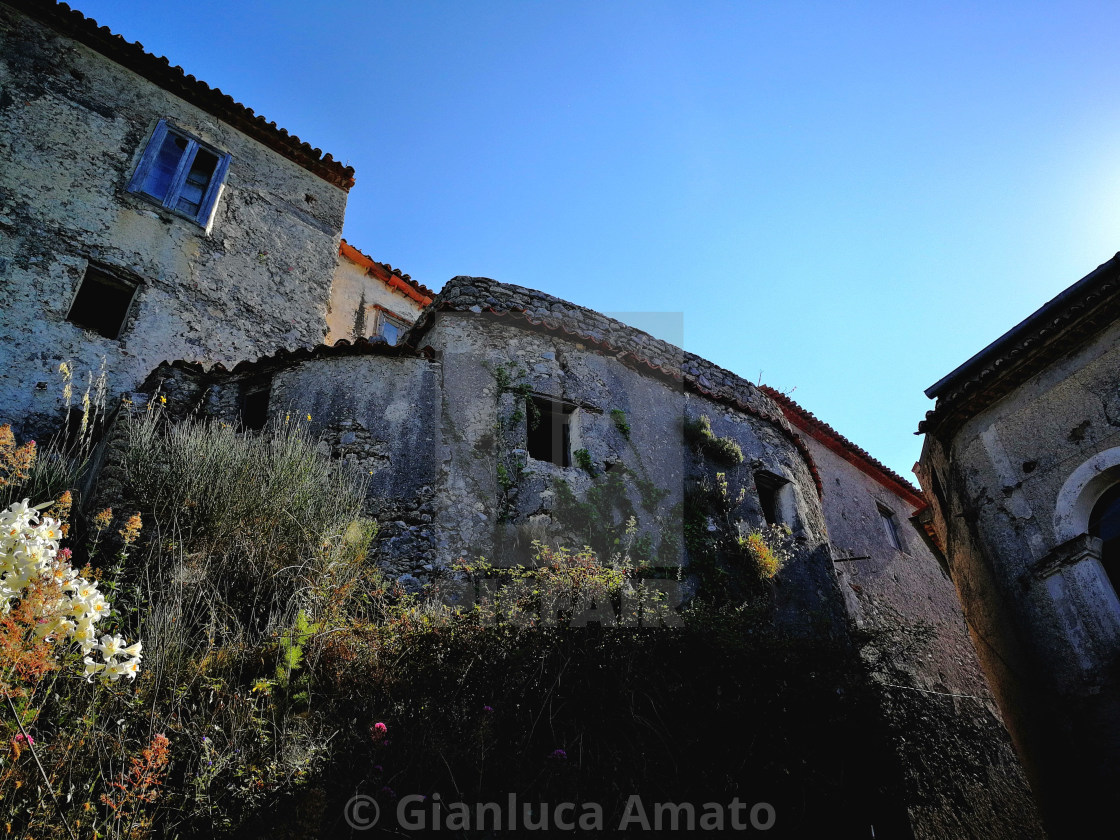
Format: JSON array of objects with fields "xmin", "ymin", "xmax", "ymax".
[
  {"xmin": 805, "ymin": 436, "xmax": 1043, "ymax": 838},
  {"xmin": 136, "ymin": 284, "xmax": 844, "ymax": 631},
  {"xmin": 419, "ymin": 308, "xmax": 844, "ymax": 634},
  {"xmin": 918, "ymin": 316, "xmax": 1120, "ymax": 837},
  {"xmin": 0, "ymin": 4, "xmax": 348, "ymax": 436}
]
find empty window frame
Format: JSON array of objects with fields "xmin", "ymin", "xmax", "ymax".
[
  {"xmin": 127, "ymin": 120, "xmax": 231, "ymax": 226},
  {"xmin": 878, "ymin": 504, "xmax": 903, "ymax": 551},
  {"xmin": 526, "ymin": 396, "xmax": 575, "ymax": 467},
  {"xmin": 754, "ymin": 471, "xmax": 789, "ymax": 525},
  {"xmin": 66, "ymin": 264, "xmax": 139, "ymax": 339}
]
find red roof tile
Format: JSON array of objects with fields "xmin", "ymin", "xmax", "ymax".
[{"xmin": 339, "ymin": 240, "xmax": 435, "ymax": 305}]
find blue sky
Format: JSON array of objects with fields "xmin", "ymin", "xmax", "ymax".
[{"xmin": 77, "ymin": 0, "xmax": 1120, "ymax": 478}]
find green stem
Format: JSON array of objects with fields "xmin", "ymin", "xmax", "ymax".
[{"xmin": 5, "ymin": 693, "xmax": 78, "ymax": 840}]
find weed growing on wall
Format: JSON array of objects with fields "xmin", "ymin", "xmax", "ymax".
[
  {"xmin": 610, "ymin": 408, "xmax": 631, "ymax": 439},
  {"xmin": 684, "ymin": 414, "xmax": 744, "ymax": 465},
  {"xmin": 684, "ymin": 470, "xmax": 797, "ymax": 601},
  {"xmin": 574, "ymin": 447, "xmax": 596, "ymax": 476}
]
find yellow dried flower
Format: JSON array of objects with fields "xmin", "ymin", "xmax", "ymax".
[
  {"xmin": 119, "ymin": 512, "xmax": 143, "ymax": 545},
  {"xmin": 93, "ymin": 507, "xmax": 113, "ymax": 531},
  {"xmin": 49, "ymin": 490, "xmax": 73, "ymax": 537}
]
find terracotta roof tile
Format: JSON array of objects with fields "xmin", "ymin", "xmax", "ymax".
[
  {"xmin": 760, "ymin": 386, "xmax": 925, "ymax": 509},
  {"xmin": 339, "ymin": 240, "xmax": 435, "ymax": 304}
]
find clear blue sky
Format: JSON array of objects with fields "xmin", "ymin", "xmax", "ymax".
[{"xmin": 77, "ymin": 0, "xmax": 1120, "ymax": 478}]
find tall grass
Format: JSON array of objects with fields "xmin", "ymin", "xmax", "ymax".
[{"xmin": 1, "ymin": 407, "xmax": 380, "ymax": 837}]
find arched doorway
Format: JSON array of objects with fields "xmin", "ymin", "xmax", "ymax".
[{"xmin": 1089, "ymin": 483, "xmax": 1120, "ymax": 596}]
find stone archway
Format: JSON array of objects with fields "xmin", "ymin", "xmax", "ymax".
[{"xmin": 1053, "ymin": 447, "xmax": 1120, "ymax": 543}]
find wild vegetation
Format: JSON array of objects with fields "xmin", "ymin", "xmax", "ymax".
[{"xmin": 0, "ymin": 388, "xmax": 907, "ymax": 838}]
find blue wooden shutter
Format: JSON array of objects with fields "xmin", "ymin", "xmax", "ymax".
[
  {"xmin": 126, "ymin": 119, "xmax": 170, "ymax": 193},
  {"xmin": 197, "ymin": 152, "xmax": 231, "ymax": 225}
]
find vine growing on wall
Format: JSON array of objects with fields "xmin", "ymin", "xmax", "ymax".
[{"xmin": 485, "ymin": 361, "xmax": 536, "ymax": 521}]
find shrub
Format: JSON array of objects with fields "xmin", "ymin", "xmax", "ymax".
[
  {"xmin": 737, "ymin": 523, "xmax": 795, "ymax": 579},
  {"xmin": 1, "ymin": 407, "xmax": 380, "ymax": 838}
]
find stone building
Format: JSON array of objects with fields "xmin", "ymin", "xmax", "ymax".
[
  {"xmin": 1, "ymin": 2, "xmax": 1049, "ymax": 836},
  {"xmin": 918, "ymin": 252, "xmax": 1120, "ymax": 838},
  {"xmin": 0, "ymin": 0, "xmax": 354, "ymax": 437},
  {"xmin": 136, "ymin": 275, "xmax": 1043, "ymax": 838}
]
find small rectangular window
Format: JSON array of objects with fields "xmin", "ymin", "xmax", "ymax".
[
  {"xmin": 526, "ymin": 396, "xmax": 574, "ymax": 467},
  {"xmin": 127, "ymin": 120, "xmax": 230, "ymax": 226},
  {"xmin": 66, "ymin": 264, "xmax": 138, "ymax": 339},
  {"xmin": 238, "ymin": 379, "xmax": 272, "ymax": 432},
  {"xmin": 754, "ymin": 471, "xmax": 788, "ymax": 526},
  {"xmin": 376, "ymin": 310, "xmax": 409, "ymax": 346},
  {"xmin": 878, "ymin": 504, "xmax": 902, "ymax": 551}
]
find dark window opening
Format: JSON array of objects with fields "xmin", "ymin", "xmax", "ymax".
[
  {"xmin": 66, "ymin": 265, "xmax": 138, "ymax": 339},
  {"xmin": 526, "ymin": 396, "xmax": 574, "ymax": 467},
  {"xmin": 878, "ymin": 504, "xmax": 903, "ymax": 551},
  {"xmin": 238, "ymin": 380, "xmax": 272, "ymax": 432},
  {"xmin": 931, "ymin": 470, "xmax": 949, "ymax": 516},
  {"xmin": 1089, "ymin": 483, "xmax": 1120, "ymax": 595},
  {"xmin": 754, "ymin": 471, "xmax": 788, "ymax": 525}
]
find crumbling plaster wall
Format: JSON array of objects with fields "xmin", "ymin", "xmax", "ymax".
[
  {"xmin": 918, "ymin": 316, "xmax": 1120, "ymax": 836},
  {"xmin": 0, "ymin": 6, "xmax": 347, "ymax": 436},
  {"xmin": 325, "ymin": 255, "xmax": 424, "ymax": 345},
  {"xmin": 807, "ymin": 438, "xmax": 1042, "ymax": 839}
]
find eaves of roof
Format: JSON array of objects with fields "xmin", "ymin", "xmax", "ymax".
[
  {"xmin": 8, "ymin": 0, "xmax": 355, "ymax": 190},
  {"xmin": 921, "ymin": 252, "xmax": 1120, "ymax": 436},
  {"xmin": 339, "ymin": 240, "xmax": 435, "ymax": 306},
  {"xmin": 760, "ymin": 385, "xmax": 925, "ymax": 510},
  {"xmin": 145, "ymin": 335, "xmax": 432, "ymax": 385}
]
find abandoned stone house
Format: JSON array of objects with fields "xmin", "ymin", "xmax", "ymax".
[
  {"xmin": 918, "ymin": 252, "xmax": 1120, "ymax": 839},
  {"xmin": 0, "ymin": 1, "xmax": 1063, "ymax": 838}
]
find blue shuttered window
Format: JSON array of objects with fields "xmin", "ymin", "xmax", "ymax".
[{"xmin": 127, "ymin": 120, "xmax": 231, "ymax": 227}]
